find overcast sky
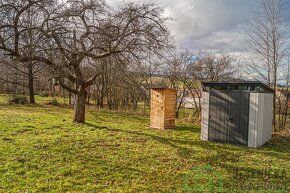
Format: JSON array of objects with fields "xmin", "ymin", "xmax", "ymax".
[{"xmin": 107, "ymin": 0, "xmax": 259, "ymax": 54}]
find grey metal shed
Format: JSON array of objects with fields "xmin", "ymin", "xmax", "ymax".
[{"xmin": 201, "ymin": 81, "xmax": 274, "ymax": 148}]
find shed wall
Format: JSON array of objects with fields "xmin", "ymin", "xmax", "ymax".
[
  {"xmin": 248, "ymin": 93, "xmax": 273, "ymax": 148},
  {"xmin": 163, "ymin": 90, "xmax": 177, "ymax": 129},
  {"xmin": 150, "ymin": 89, "xmax": 176, "ymax": 129},
  {"xmin": 201, "ymin": 91, "xmax": 209, "ymax": 140}
]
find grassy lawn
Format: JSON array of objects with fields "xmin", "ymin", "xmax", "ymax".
[{"xmin": 0, "ymin": 95, "xmax": 289, "ymax": 192}]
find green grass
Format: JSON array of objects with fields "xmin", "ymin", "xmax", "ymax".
[{"xmin": 0, "ymin": 95, "xmax": 289, "ymax": 192}]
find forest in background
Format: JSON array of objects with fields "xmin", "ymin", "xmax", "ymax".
[{"xmin": 0, "ymin": 0, "xmax": 289, "ymax": 132}]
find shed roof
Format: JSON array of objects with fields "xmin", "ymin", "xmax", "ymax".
[
  {"xmin": 151, "ymin": 87, "xmax": 176, "ymax": 91},
  {"xmin": 202, "ymin": 81, "xmax": 274, "ymax": 93}
]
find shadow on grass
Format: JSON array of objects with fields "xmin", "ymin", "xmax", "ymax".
[
  {"xmin": 262, "ymin": 136, "xmax": 290, "ymax": 152},
  {"xmin": 89, "ymin": 111, "xmax": 199, "ymax": 134},
  {"xmin": 89, "ymin": 111, "xmax": 148, "ymax": 122},
  {"xmin": 84, "ymin": 122, "xmax": 290, "ymax": 164},
  {"xmin": 175, "ymin": 125, "xmax": 200, "ymax": 133}
]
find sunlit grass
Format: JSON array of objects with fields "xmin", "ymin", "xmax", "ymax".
[{"xmin": 0, "ymin": 95, "xmax": 289, "ymax": 192}]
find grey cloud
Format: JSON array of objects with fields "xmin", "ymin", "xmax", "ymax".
[{"xmin": 107, "ymin": 0, "xmax": 257, "ymax": 52}]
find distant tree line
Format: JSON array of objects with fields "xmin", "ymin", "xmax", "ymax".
[
  {"xmin": 0, "ymin": 0, "xmax": 289, "ymax": 132},
  {"xmin": 0, "ymin": 0, "xmax": 236, "ymax": 123}
]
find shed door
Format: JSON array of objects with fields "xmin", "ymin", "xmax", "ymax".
[
  {"xmin": 208, "ymin": 91, "xmax": 249, "ymax": 146},
  {"xmin": 150, "ymin": 90, "xmax": 164, "ymax": 128}
]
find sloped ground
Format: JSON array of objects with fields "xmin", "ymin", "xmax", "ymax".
[{"xmin": 0, "ymin": 95, "xmax": 289, "ymax": 192}]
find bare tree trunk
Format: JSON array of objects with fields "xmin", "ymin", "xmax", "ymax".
[
  {"xmin": 176, "ymin": 88, "xmax": 187, "ymax": 118},
  {"xmin": 282, "ymin": 59, "xmax": 290, "ymax": 129},
  {"xmin": 277, "ymin": 97, "xmax": 281, "ymax": 131},
  {"xmin": 28, "ymin": 66, "xmax": 35, "ymax": 103},
  {"xmin": 273, "ymin": 86, "xmax": 277, "ymax": 131},
  {"xmin": 73, "ymin": 90, "xmax": 86, "ymax": 123},
  {"xmin": 68, "ymin": 92, "xmax": 72, "ymax": 105}
]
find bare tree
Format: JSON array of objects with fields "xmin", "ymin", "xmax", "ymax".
[
  {"xmin": 164, "ymin": 52, "xmax": 192, "ymax": 118},
  {"xmin": 0, "ymin": 0, "xmax": 172, "ymax": 122},
  {"xmin": 187, "ymin": 51, "xmax": 237, "ymax": 119},
  {"xmin": 276, "ymin": 57, "xmax": 290, "ymax": 131},
  {"xmin": 0, "ymin": 0, "xmax": 51, "ymax": 103},
  {"xmin": 242, "ymin": 0, "xmax": 289, "ymax": 130},
  {"xmin": 193, "ymin": 51, "xmax": 237, "ymax": 81},
  {"xmin": 164, "ymin": 50, "xmax": 237, "ymax": 119},
  {"xmin": 0, "ymin": 59, "xmax": 46, "ymax": 103}
]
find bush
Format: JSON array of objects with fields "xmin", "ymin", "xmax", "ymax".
[
  {"xmin": 48, "ymin": 98, "xmax": 59, "ymax": 105},
  {"xmin": 8, "ymin": 95, "xmax": 28, "ymax": 105}
]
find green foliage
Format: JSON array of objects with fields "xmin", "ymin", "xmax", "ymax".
[
  {"xmin": 7, "ymin": 95, "xmax": 28, "ymax": 105},
  {"xmin": 0, "ymin": 95, "xmax": 289, "ymax": 192}
]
